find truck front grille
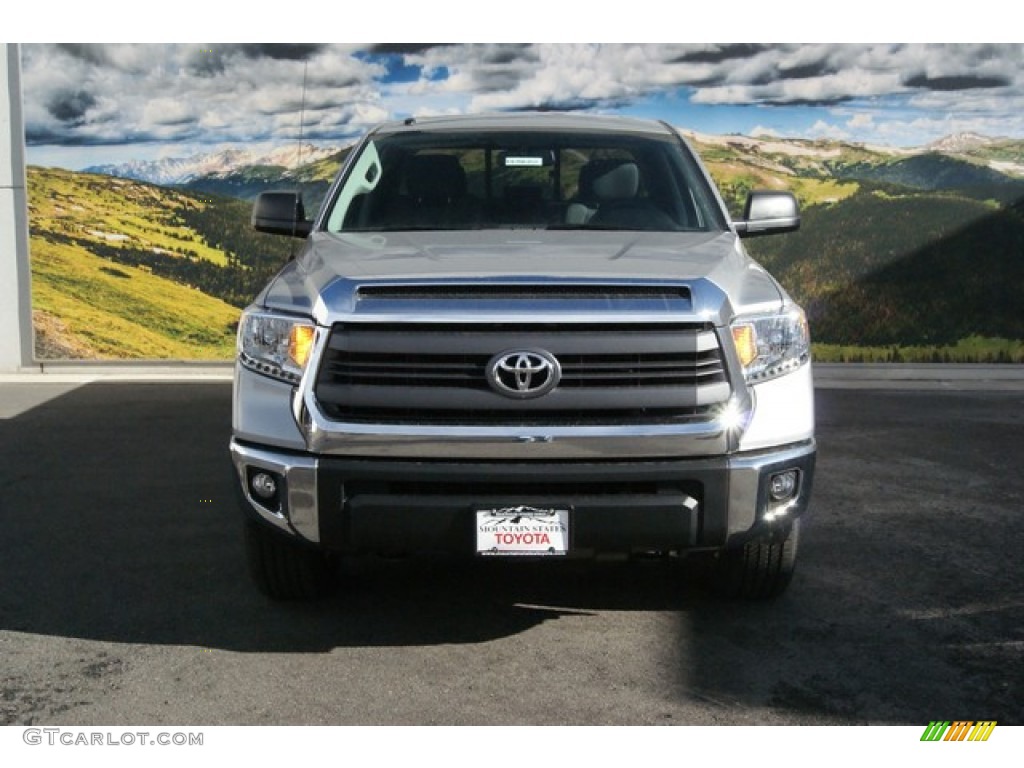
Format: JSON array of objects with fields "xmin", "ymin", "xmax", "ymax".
[{"xmin": 314, "ymin": 322, "xmax": 731, "ymax": 425}]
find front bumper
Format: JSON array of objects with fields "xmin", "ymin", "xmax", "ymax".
[{"xmin": 230, "ymin": 438, "xmax": 815, "ymax": 556}]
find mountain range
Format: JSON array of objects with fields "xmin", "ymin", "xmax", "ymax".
[
  {"xmin": 82, "ymin": 132, "xmax": 1024, "ymax": 190},
  {"xmin": 84, "ymin": 143, "xmax": 341, "ymax": 186}
]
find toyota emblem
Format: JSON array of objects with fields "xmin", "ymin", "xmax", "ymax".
[{"xmin": 486, "ymin": 349, "xmax": 561, "ymax": 399}]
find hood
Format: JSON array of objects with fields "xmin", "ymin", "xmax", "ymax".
[{"xmin": 260, "ymin": 229, "xmax": 785, "ymax": 325}]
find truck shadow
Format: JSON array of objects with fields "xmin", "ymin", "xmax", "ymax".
[
  {"xmin": 1, "ymin": 384, "xmax": 1021, "ymax": 723},
  {"xmin": 0, "ymin": 382, "xmax": 698, "ymax": 653}
]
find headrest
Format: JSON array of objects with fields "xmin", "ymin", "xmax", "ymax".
[
  {"xmin": 592, "ymin": 162, "xmax": 639, "ymax": 201},
  {"xmin": 405, "ymin": 154, "xmax": 467, "ymax": 201}
]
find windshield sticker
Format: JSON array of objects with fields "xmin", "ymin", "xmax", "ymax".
[{"xmin": 504, "ymin": 156, "xmax": 544, "ymax": 167}]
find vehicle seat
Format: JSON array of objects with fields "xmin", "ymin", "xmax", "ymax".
[
  {"xmin": 402, "ymin": 154, "xmax": 478, "ymax": 228},
  {"xmin": 584, "ymin": 160, "xmax": 678, "ymax": 230},
  {"xmin": 565, "ymin": 160, "xmax": 640, "ymax": 225}
]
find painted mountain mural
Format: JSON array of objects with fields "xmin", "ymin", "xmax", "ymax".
[{"xmin": 26, "ymin": 131, "xmax": 1024, "ymax": 361}]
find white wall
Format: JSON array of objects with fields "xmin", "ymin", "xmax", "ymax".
[{"xmin": 0, "ymin": 44, "xmax": 33, "ymax": 371}]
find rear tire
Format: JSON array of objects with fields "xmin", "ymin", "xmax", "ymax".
[
  {"xmin": 713, "ymin": 519, "xmax": 800, "ymax": 599},
  {"xmin": 244, "ymin": 520, "xmax": 337, "ymax": 600}
]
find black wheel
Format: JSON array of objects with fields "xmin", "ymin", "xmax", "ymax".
[
  {"xmin": 713, "ymin": 519, "xmax": 801, "ymax": 599},
  {"xmin": 244, "ymin": 520, "xmax": 337, "ymax": 600}
]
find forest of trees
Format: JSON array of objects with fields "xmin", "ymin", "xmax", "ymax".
[{"xmin": 747, "ymin": 185, "xmax": 1024, "ymax": 348}]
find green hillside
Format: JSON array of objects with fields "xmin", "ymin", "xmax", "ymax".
[
  {"xmin": 290, "ymin": 147, "xmax": 350, "ymax": 182},
  {"xmin": 829, "ymin": 153, "xmax": 1020, "ymax": 190},
  {"xmin": 684, "ymin": 134, "xmax": 1024, "ymax": 361},
  {"xmin": 27, "ymin": 167, "xmax": 291, "ymax": 360},
  {"xmin": 688, "ymin": 135, "xmax": 862, "ymax": 216},
  {"xmin": 746, "ymin": 188, "xmax": 1024, "ymax": 359}
]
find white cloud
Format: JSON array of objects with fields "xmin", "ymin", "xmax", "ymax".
[
  {"xmin": 847, "ymin": 113, "xmax": 875, "ymax": 130},
  {"xmin": 141, "ymin": 98, "xmax": 196, "ymax": 128},
  {"xmin": 18, "ymin": 42, "xmax": 1024, "ymax": 161},
  {"xmin": 807, "ymin": 120, "xmax": 851, "ymax": 141}
]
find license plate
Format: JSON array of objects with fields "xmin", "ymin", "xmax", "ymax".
[{"xmin": 475, "ymin": 505, "xmax": 570, "ymax": 556}]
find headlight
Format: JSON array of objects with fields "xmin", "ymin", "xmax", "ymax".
[
  {"xmin": 730, "ymin": 307, "xmax": 810, "ymax": 384},
  {"xmin": 238, "ymin": 310, "xmax": 316, "ymax": 384}
]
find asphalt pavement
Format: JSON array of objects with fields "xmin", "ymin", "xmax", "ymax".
[{"xmin": 0, "ymin": 373, "xmax": 1021, "ymax": 725}]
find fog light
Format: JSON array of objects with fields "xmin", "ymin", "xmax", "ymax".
[
  {"xmin": 768, "ymin": 470, "xmax": 799, "ymax": 501},
  {"xmin": 251, "ymin": 472, "xmax": 278, "ymax": 500}
]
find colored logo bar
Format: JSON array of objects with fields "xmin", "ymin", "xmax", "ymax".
[{"xmin": 920, "ymin": 721, "xmax": 997, "ymax": 742}]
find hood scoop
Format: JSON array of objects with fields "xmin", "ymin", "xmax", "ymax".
[{"xmin": 355, "ymin": 282, "xmax": 692, "ymax": 312}]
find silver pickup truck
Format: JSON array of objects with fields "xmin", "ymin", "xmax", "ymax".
[{"xmin": 230, "ymin": 113, "xmax": 815, "ymax": 600}]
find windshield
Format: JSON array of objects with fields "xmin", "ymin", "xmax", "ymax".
[{"xmin": 323, "ymin": 129, "xmax": 727, "ymax": 233}]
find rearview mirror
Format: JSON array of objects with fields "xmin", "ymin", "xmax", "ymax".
[
  {"xmin": 735, "ymin": 191, "xmax": 800, "ymax": 238},
  {"xmin": 252, "ymin": 191, "xmax": 312, "ymax": 238}
]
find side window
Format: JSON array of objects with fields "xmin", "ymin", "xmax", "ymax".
[{"xmin": 326, "ymin": 141, "xmax": 382, "ymax": 232}]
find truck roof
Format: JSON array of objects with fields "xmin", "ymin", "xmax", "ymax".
[{"xmin": 369, "ymin": 112, "xmax": 677, "ymax": 138}]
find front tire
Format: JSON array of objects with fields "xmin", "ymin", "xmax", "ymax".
[
  {"xmin": 244, "ymin": 520, "xmax": 337, "ymax": 600},
  {"xmin": 713, "ymin": 519, "xmax": 800, "ymax": 599}
]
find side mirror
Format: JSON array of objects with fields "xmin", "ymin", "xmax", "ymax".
[
  {"xmin": 735, "ymin": 191, "xmax": 800, "ymax": 238},
  {"xmin": 252, "ymin": 191, "xmax": 312, "ymax": 238}
]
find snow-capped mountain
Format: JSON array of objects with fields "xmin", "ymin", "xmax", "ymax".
[
  {"xmin": 926, "ymin": 132, "xmax": 997, "ymax": 153},
  {"xmin": 85, "ymin": 143, "xmax": 339, "ymax": 185}
]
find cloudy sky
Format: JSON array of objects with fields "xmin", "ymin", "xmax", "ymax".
[{"xmin": 19, "ymin": 43, "xmax": 1024, "ymax": 169}]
